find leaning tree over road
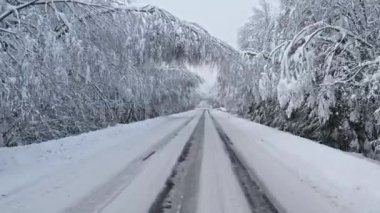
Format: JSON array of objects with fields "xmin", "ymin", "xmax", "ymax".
[{"xmin": 0, "ymin": 0, "xmax": 241, "ymax": 146}]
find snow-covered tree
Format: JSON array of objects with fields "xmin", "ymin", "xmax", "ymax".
[
  {"xmin": 0, "ymin": 1, "xmax": 238, "ymax": 146},
  {"xmin": 222, "ymin": 0, "xmax": 380, "ymax": 159}
]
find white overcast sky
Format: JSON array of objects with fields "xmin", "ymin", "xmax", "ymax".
[{"xmin": 133, "ymin": 0, "xmax": 263, "ymax": 48}]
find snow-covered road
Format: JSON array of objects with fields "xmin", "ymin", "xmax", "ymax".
[{"xmin": 1, "ymin": 109, "xmax": 380, "ymax": 213}]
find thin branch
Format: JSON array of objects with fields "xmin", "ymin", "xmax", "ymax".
[
  {"xmin": 269, "ymin": 41, "xmax": 287, "ymax": 58},
  {"xmin": 0, "ymin": 0, "xmax": 114, "ymax": 23},
  {"xmin": 322, "ymin": 57, "xmax": 380, "ymax": 86},
  {"xmin": 0, "ymin": 28, "xmax": 15, "ymax": 34},
  {"xmin": 304, "ymin": 25, "xmax": 373, "ymax": 49},
  {"xmin": 0, "ymin": 0, "xmax": 39, "ymax": 22}
]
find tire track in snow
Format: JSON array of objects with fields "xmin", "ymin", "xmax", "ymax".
[
  {"xmin": 148, "ymin": 110, "xmax": 205, "ymax": 213},
  {"xmin": 64, "ymin": 115, "xmax": 196, "ymax": 213},
  {"xmin": 209, "ymin": 111, "xmax": 278, "ymax": 213}
]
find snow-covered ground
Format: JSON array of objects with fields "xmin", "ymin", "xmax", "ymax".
[
  {"xmin": 0, "ymin": 109, "xmax": 380, "ymax": 213},
  {"xmin": 0, "ymin": 110, "xmax": 201, "ymax": 213},
  {"xmin": 211, "ymin": 110, "xmax": 380, "ymax": 213},
  {"xmin": 197, "ymin": 113, "xmax": 250, "ymax": 213}
]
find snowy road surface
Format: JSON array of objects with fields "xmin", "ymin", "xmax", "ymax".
[{"xmin": 1, "ymin": 109, "xmax": 380, "ymax": 213}]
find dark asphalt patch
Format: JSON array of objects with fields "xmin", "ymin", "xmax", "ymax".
[
  {"xmin": 142, "ymin": 151, "xmax": 156, "ymax": 161},
  {"xmin": 209, "ymin": 111, "xmax": 279, "ymax": 213},
  {"xmin": 149, "ymin": 110, "xmax": 205, "ymax": 213},
  {"xmin": 64, "ymin": 114, "xmax": 196, "ymax": 213}
]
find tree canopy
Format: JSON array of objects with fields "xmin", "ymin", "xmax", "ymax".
[
  {"xmin": 0, "ymin": 0, "xmax": 239, "ymax": 146},
  {"xmin": 222, "ymin": 0, "xmax": 380, "ymax": 159}
]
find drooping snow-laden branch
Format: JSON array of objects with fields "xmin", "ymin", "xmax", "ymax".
[
  {"xmin": 222, "ymin": 0, "xmax": 380, "ymax": 159},
  {"xmin": 0, "ymin": 0, "xmax": 39, "ymax": 23},
  {"xmin": 0, "ymin": 2, "xmax": 242, "ymax": 146},
  {"xmin": 322, "ymin": 56, "xmax": 380, "ymax": 86},
  {"xmin": 0, "ymin": 1, "xmax": 239, "ymax": 66},
  {"xmin": 303, "ymin": 25, "xmax": 374, "ymax": 49},
  {"xmin": 269, "ymin": 41, "xmax": 287, "ymax": 59},
  {"xmin": 0, "ymin": 0, "xmax": 112, "ymax": 23},
  {"xmin": 282, "ymin": 22, "xmax": 373, "ymax": 61},
  {"xmin": 0, "ymin": 28, "xmax": 14, "ymax": 34},
  {"xmin": 280, "ymin": 22, "xmax": 375, "ymax": 79},
  {"xmin": 241, "ymin": 49, "xmax": 271, "ymax": 61}
]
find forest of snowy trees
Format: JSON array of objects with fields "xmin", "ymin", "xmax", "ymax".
[
  {"xmin": 1, "ymin": 0, "xmax": 380, "ymax": 160},
  {"xmin": 218, "ymin": 0, "xmax": 380, "ymax": 159},
  {"xmin": 0, "ymin": 0, "xmax": 240, "ymax": 146}
]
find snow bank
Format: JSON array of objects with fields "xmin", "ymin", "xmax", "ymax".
[
  {"xmin": 212, "ymin": 110, "xmax": 380, "ymax": 213},
  {"xmin": 0, "ymin": 110, "xmax": 198, "ymax": 212}
]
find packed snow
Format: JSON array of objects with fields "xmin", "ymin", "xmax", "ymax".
[
  {"xmin": 1, "ymin": 109, "xmax": 379, "ymax": 213},
  {"xmin": 211, "ymin": 110, "xmax": 380, "ymax": 213},
  {"xmin": 197, "ymin": 113, "xmax": 250, "ymax": 213},
  {"xmin": 0, "ymin": 110, "xmax": 200, "ymax": 213}
]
